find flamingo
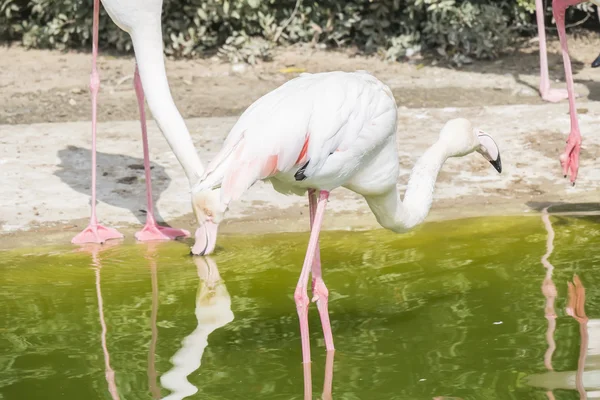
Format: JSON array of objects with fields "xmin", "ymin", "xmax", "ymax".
[
  {"xmin": 73, "ymin": 0, "xmax": 205, "ymax": 244},
  {"xmin": 538, "ymin": 0, "xmax": 600, "ymax": 184},
  {"xmin": 188, "ymin": 70, "xmax": 502, "ymax": 363}
]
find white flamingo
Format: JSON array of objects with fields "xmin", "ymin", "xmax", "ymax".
[
  {"xmin": 189, "ymin": 70, "xmax": 502, "ymax": 363},
  {"xmin": 73, "ymin": 0, "xmax": 205, "ymax": 244}
]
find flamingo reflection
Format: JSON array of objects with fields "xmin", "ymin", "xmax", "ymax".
[
  {"xmin": 160, "ymin": 256, "xmax": 234, "ymax": 400},
  {"xmin": 78, "ymin": 243, "xmax": 121, "ymax": 400},
  {"xmin": 541, "ymin": 207, "xmax": 559, "ymax": 400},
  {"xmin": 526, "ymin": 209, "xmax": 600, "ymax": 398},
  {"xmin": 146, "ymin": 243, "xmax": 161, "ymax": 399}
]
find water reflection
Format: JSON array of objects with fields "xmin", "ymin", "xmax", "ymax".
[
  {"xmin": 7, "ymin": 216, "xmax": 600, "ymax": 399},
  {"xmin": 527, "ymin": 208, "xmax": 600, "ymax": 398},
  {"xmin": 147, "ymin": 244, "xmax": 161, "ymax": 399},
  {"xmin": 541, "ymin": 208, "xmax": 558, "ymax": 400},
  {"xmin": 79, "ymin": 244, "xmax": 237, "ymax": 400},
  {"xmin": 160, "ymin": 256, "xmax": 234, "ymax": 400},
  {"xmin": 78, "ymin": 243, "xmax": 122, "ymax": 400},
  {"xmin": 302, "ymin": 350, "xmax": 334, "ymax": 400}
]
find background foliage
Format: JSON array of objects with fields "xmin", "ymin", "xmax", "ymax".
[{"xmin": 0, "ymin": 0, "xmax": 597, "ymax": 64}]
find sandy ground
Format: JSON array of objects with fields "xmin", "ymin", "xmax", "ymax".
[{"xmin": 1, "ymin": 36, "xmax": 600, "ymax": 250}]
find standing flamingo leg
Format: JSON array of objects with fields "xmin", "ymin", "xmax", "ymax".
[
  {"xmin": 302, "ymin": 362, "xmax": 312, "ymax": 400},
  {"xmin": 536, "ymin": 0, "xmax": 570, "ymax": 102},
  {"xmin": 72, "ymin": 0, "xmax": 123, "ymax": 245},
  {"xmin": 553, "ymin": 0, "xmax": 582, "ymax": 184},
  {"xmin": 322, "ymin": 350, "xmax": 335, "ymax": 400},
  {"xmin": 133, "ymin": 66, "xmax": 190, "ymax": 241},
  {"xmin": 308, "ymin": 189, "xmax": 335, "ymax": 352},
  {"xmin": 295, "ymin": 190, "xmax": 330, "ymax": 364}
]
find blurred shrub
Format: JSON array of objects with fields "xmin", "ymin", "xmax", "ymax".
[{"xmin": 0, "ymin": 0, "xmax": 596, "ymax": 64}]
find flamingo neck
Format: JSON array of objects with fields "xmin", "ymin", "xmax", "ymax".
[
  {"xmin": 130, "ymin": 26, "xmax": 205, "ymax": 184},
  {"xmin": 364, "ymin": 141, "xmax": 448, "ymax": 232},
  {"xmin": 160, "ymin": 281, "xmax": 233, "ymax": 400}
]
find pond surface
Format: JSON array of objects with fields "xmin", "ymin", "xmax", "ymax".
[{"xmin": 1, "ymin": 215, "xmax": 600, "ymax": 400}]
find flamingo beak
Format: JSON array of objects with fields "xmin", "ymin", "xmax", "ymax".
[
  {"xmin": 191, "ymin": 221, "xmax": 219, "ymax": 256},
  {"xmin": 476, "ymin": 131, "xmax": 502, "ymax": 173},
  {"xmin": 593, "ymin": 53, "xmax": 600, "ymax": 68}
]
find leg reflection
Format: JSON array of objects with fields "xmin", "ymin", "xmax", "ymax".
[
  {"xmin": 526, "ymin": 212, "xmax": 600, "ymax": 397},
  {"xmin": 566, "ymin": 275, "xmax": 589, "ymax": 400},
  {"xmin": 146, "ymin": 243, "xmax": 161, "ymax": 399},
  {"xmin": 541, "ymin": 208, "xmax": 558, "ymax": 400},
  {"xmin": 303, "ymin": 350, "xmax": 335, "ymax": 400},
  {"xmin": 79, "ymin": 243, "xmax": 121, "ymax": 400}
]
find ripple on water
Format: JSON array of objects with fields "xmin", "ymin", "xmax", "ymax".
[{"xmin": 0, "ymin": 215, "xmax": 599, "ymax": 399}]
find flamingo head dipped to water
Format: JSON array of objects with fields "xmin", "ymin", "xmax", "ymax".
[{"xmin": 190, "ymin": 188, "xmax": 225, "ymax": 256}]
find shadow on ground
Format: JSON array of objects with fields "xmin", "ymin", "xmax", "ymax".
[
  {"xmin": 55, "ymin": 145, "xmax": 173, "ymax": 225},
  {"xmin": 527, "ymin": 201, "xmax": 600, "ymax": 225}
]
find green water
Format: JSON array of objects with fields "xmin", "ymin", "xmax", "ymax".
[{"xmin": 1, "ymin": 216, "xmax": 600, "ymax": 400}]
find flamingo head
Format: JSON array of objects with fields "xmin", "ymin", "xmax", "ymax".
[
  {"xmin": 190, "ymin": 188, "xmax": 226, "ymax": 256},
  {"xmin": 438, "ymin": 118, "xmax": 502, "ymax": 173}
]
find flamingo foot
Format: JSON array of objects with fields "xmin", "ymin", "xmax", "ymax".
[
  {"xmin": 135, "ymin": 222, "xmax": 189, "ymax": 242},
  {"xmin": 541, "ymin": 88, "xmax": 571, "ymax": 103},
  {"xmin": 559, "ymin": 130, "xmax": 581, "ymax": 185},
  {"xmin": 72, "ymin": 223, "xmax": 124, "ymax": 244}
]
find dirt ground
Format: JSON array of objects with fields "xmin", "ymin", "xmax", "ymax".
[
  {"xmin": 1, "ymin": 35, "xmax": 600, "ymax": 249},
  {"xmin": 2, "ymin": 35, "xmax": 600, "ymax": 125}
]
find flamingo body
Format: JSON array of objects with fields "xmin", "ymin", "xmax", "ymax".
[
  {"xmin": 191, "ymin": 70, "xmax": 502, "ymax": 364},
  {"xmin": 199, "ymin": 71, "xmax": 398, "ymax": 203}
]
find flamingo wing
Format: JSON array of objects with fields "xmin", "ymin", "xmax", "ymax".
[{"xmin": 195, "ymin": 71, "xmax": 395, "ymax": 204}]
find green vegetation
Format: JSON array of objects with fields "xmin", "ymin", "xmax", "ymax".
[{"xmin": 0, "ymin": 0, "xmax": 597, "ymax": 64}]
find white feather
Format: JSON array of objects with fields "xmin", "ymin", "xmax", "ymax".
[{"xmin": 194, "ymin": 71, "xmax": 398, "ymax": 203}]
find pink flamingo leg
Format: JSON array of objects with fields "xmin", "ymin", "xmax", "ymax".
[
  {"xmin": 308, "ymin": 189, "xmax": 335, "ymax": 352},
  {"xmin": 72, "ymin": 0, "xmax": 123, "ymax": 245},
  {"xmin": 295, "ymin": 190, "xmax": 330, "ymax": 364},
  {"xmin": 133, "ymin": 66, "xmax": 189, "ymax": 241},
  {"xmin": 322, "ymin": 350, "xmax": 334, "ymax": 400},
  {"xmin": 553, "ymin": 0, "xmax": 582, "ymax": 184},
  {"xmin": 535, "ymin": 0, "xmax": 570, "ymax": 102},
  {"xmin": 302, "ymin": 349, "xmax": 335, "ymax": 400},
  {"xmin": 303, "ymin": 362, "xmax": 312, "ymax": 400}
]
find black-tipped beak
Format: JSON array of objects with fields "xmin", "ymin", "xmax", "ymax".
[
  {"xmin": 593, "ymin": 54, "xmax": 600, "ymax": 68},
  {"xmin": 489, "ymin": 154, "xmax": 502, "ymax": 173}
]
